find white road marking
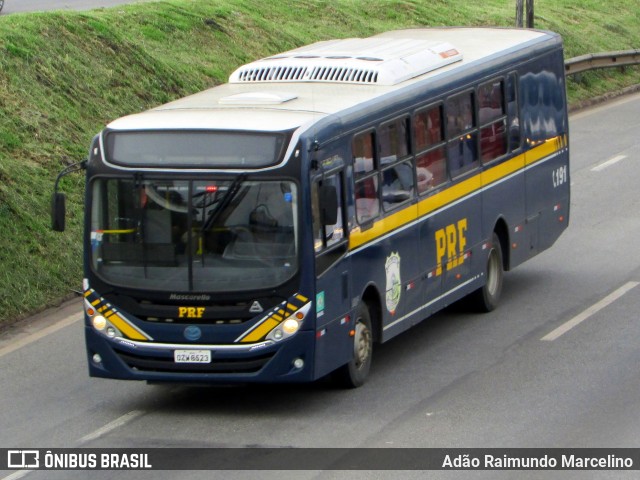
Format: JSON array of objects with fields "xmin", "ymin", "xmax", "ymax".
[
  {"xmin": 1, "ymin": 471, "xmax": 32, "ymax": 480},
  {"xmin": 78, "ymin": 410, "xmax": 145, "ymax": 444},
  {"xmin": 541, "ymin": 281, "xmax": 640, "ymax": 341},
  {"xmin": 0, "ymin": 313, "xmax": 81, "ymax": 359},
  {"xmin": 591, "ymin": 154, "xmax": 627, "ymax": 172}
]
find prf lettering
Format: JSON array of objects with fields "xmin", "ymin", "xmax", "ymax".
[
  {"xmin": 435, "ymin": 218, "xmax": 468, "ymax": 276},
  {"xmin": 178, "ymin": 307, "xmax": 205, "ymax": 318}
]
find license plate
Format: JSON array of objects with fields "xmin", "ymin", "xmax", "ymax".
[{"xmin": 174, "ymin": 350, "xmax": 211, "ymax": 364}]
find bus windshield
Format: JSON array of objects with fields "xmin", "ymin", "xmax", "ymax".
[{"xmin": 89, "ymin": 177, "xmax": 299, "ymax": 292}]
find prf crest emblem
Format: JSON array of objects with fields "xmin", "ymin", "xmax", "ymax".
[{"xmin": 385, "ymin": 252, "xmax": 402, "ymax": 315}]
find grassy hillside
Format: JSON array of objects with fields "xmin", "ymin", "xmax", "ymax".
[{"xmin": 0, "ymin": 0, "xmax": 638, "ymax": 324}]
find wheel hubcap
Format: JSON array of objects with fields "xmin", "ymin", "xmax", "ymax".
[{"xmin": 353, "ymin": 320, "xmax": 371, "ymax": 370}]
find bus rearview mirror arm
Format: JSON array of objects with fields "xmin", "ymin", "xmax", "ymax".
[{"xmin": 51, "ymin": 159, "xmax": 87, "ymax": 232}]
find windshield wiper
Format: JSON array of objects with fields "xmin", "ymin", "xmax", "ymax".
[{"xmin": 202, "ymin": 174, "xmax": 247, "ymax": 232}]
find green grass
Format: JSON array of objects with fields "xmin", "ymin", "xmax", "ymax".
[{"xmin": 0, "ymin": 0, "xmax": 638, "ymax": 324}]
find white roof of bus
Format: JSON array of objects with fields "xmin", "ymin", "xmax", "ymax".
[{"xmin": 107, "ymin": 28, "xmax": 550, "ymax": 132}]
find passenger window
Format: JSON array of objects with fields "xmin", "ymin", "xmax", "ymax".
[
  {"xmin": 381, "ymin": 160, "xmax": 415, "ymax": 210},
  {"xmin": 479, "ymin": 79, "xmax": 508, "ymax": 163},
  {"xmin": 312, "ymin": 170, "xmax": 348, "ymax": 276},
  {"xmin": 478, "ymin": 80, "xmax": 504, "ymax": 123},
  {"xmin": 446, "ymin": 92, "xmax": 475, "ymax": 137},
  {"xmin": 446, "ymin": 92, "xmax": 479, "ymax": 177},
  {"xmin": 414, "ymin": 104, "xmax": 446, "ymax": 194},
  {"xmin": 416, "ymin": 148, "xmax": 446, "ymax": 193},
  {"xmin": 507, "ymin": 73, "xmax": 521, "ymax": 151},
  {"xmin": 379, "ymin": 117, "xmax": 409, "ymax": 165},
  {"xmin": 353, "ymin": 132, "xmax": 376, "ymax": 176},
  {"xmin": 312, "ymin": 174, "xmax": 344, "ymax": 252},
  {"xmin": 447, "ymin": 132, "xmax": 479, "ymax": 177},
  {"xmin": 414, "ymin": 105, "xmax": 444, "ymax": 151},
  {"xmin": 355, "ymin": 175, "xmax": 380, "ymax": 224}
]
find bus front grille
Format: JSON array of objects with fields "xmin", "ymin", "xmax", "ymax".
[{"xmin": 114, "ymin": 349, "xmax": 274, "ymax": 374}]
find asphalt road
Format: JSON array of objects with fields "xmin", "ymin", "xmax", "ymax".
[
  {"xmin": 1, "ymin": 93, "xmax": 639, "ymax": 480},
  {"xmin": 0, "ymin": 0, "xmax": 152, "ymax": 15}
]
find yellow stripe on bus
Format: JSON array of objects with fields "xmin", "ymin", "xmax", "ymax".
[
  {"xmin": 107, "ymin": 313, "xmax": 149, "ymax": 341},
  {"xmin": 241, "ymin": 318, "xmax": 280, "ymax": 343},
  {"xmin": 350, "ymin": 138, "xmax": 564, "ymax": 250},
  {"xmin": 525, "ymin": 136, "xmax": 565, "ymax": 167},
  {"xmin": 350, "ymin": 204, "xmax": 418, "ymax": 248},
  {"xmin": 418, "ymin": 172, "xmax": 483, "ymax": 218},
  {"xmin": 480, "ymin": 155, "xmax": 524, "ymax": 186}
]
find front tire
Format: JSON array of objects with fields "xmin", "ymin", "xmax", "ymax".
[
  {"xmin": 333, "ymin": 302, "xmax": 373, "ymax": 388},
  {"xmin": 469, "ymin": 233, "xmax": 504, "ymax": 312}
]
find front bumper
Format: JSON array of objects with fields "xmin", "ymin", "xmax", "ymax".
[{"xmin": 85, "ymin": 327, "xmax": 316, "ymax": 384}]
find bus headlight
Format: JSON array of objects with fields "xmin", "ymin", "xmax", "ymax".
[
  {"xmin": 282, "ymin": 318, "xmax": 300, "ymax": 334},
  {"xmin": 85, "ymin": 300, "xmax": 123, "ymax": 339},
  {"xmin": 266, "ymin": 302, "xmax": 311, "ymax": 342},
  {"xmin": 267, "ymin": 319, "xmax": 300, "ymax": 342},
  {"xmin": 92, "ymin": 315, "xmax": 107, "ymax": 331},
  {"xmin": 90, "ymin": 315, "xmax": 123, "ymax": 338}
]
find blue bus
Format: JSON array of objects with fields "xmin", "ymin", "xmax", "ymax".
[{"xmin": 53, "ymin": 27, "xmax": 569, "ymax": 387}]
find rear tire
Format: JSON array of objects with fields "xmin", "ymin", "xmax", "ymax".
[
  {"xmin": 469, "ymin": 233, "xmax": 503, "ymax": 312},
  {"xmin": 333, "ymin": 302, "xmax": 373, "ymax": 388}
]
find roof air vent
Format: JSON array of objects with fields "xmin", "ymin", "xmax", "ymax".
[{"xmin": 229, "ymin": 37, "xmax": 462, "ymax": 86}]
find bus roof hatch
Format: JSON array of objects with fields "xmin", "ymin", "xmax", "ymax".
[{"xmin": 229, "ymin": 37, "xmax": 462, "ymax": 86}]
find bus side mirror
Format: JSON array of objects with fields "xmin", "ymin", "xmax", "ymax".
[
  {"xmin": 51, "ymin": 193, "xmax": 66, "ymax": 232},
  {"xmin": 319, "ymin": 184, "xmax": 338, "ymax": 225},
  {"xmin": 50, "ymin": 158, "xmax": 87, "ymax": 232}
]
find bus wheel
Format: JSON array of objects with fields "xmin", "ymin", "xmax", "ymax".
[
  {"xmin": 334, "ymin": 302, "xmax": 373, "ymax": 388},
  {"xmin": 470, "ymin": 233, "xmax": 503, "ymax": 312}
]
